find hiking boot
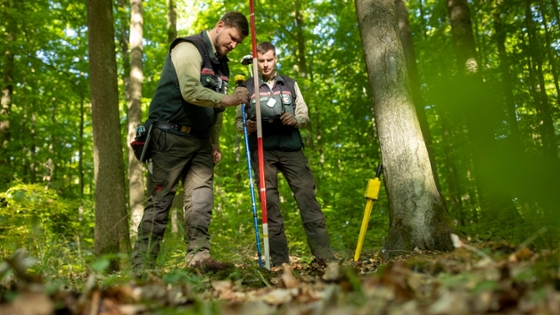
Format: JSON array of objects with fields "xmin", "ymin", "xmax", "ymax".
[
  {"xmin": 186, "ymin": 250, "xmax": 211, "ymax": 267},
  {"xmin": 310, "ymin": 256, "xmax": 339, "ymax": 268},
  {"xmin": 188, "ymin": 258, "xmax": 232, "ymax": 273}
]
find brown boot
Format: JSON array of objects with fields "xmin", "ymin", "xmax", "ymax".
[{"xmin": 189, "ymin": 258, "xmax": 232, "ymax": 273}]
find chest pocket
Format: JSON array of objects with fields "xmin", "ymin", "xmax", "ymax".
[{"xmin": 201, "ymin": 74, "xmax": 228, "ymax": 94}]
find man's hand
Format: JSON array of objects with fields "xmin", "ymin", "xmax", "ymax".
[
  {"xmin": 246, "ymin": 117, "xmax": 257, "ymax": 133},
  {"xmin": 280, "ymin": 112, "xmax": 297, "ymax": 126},
  {"xmin": 212, "ymin": 144, "xmax": 222, "ymax": 164},
  {"xmin": 221, "ymin": 86, "xmax": 249, "ymax": 107}
]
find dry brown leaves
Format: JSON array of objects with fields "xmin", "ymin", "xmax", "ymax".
[{"xmin": 2, "ymin": 236, "xmax": 560, "ymax": 315}]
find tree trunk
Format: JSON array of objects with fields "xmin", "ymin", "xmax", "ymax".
[
  {"xmin": 440, "ymin": 115, "xmax": 463, "ymax": 224},
  {"xmin": 116, "ymin": 0, "xmax": 130, "ymax": 105},
  {"xmin": 493, "ymin": 9, "xmax": 521, "ymax": 143},
  {"xmin": 524, "ymin": 0, "xmax": 560, "ymax": 222},
  {"xmin": 127, "ymin": 0, "xmax": 145, "ymax": 237},
  {"xmin": 525, "ymin": 1, "xmax": 558, "ymax": 160},
  {"xmin": 166, "ymin": 0, "xmax": 177, "ymax": 43},
  {"xmin": 294, "ymin": 1, "xmax": 308, "ymax": 78},
  {"xmin": 355, "ymin": 0, "xmax": 453, "ymax": 253},
  {"xmin": 447, "ymin": 0, "xmax": 479, "ymax": 76},
  {"xmin": 550, "ymin": 0, "xmax": 560, "ymax": 24},
  {"xmin": 537, "ymin": 0, "xmax": 560, "ymax": 105},
  {"xmin": 80, "ymin": 96, "xmax": 85, "ymax": 198},
  {"xmin": 447, "ymin": 0, "xmax": 520, "ymax": 223},
  {"xmin": 1, "ymin": 0, "xmax": 15, "ymax": 189},
  {"xmin": 394, "ymin": 0, "xmax": 440, "ymax": 191},
  {"xmin": 86, "ymin": 0, "xmax": 131, "ymax": 271},
  {"xmin": 166, "ymin": 0, "xmax": 182, "ymax": 234}
]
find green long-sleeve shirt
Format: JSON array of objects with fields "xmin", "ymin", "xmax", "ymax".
[{"xmin": 170, "ymin": 33, "xmax": 225, "ymax": 149}]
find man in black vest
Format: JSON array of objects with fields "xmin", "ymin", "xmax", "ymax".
[
  {"xmin": 132, "ymin": 12, "xmax": 249, "ymax": 274},
  {"xmin": 235, "ymin": 42, "xmax": 336, "ymax": 267}
]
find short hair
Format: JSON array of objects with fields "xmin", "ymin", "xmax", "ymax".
[
  {"xmin": 220, "ymin": 11, "xmax": 249, "ymax": 37},
  {"xmin": 257, "ymin": 42, "xmax": 276, "ymax": 56}
]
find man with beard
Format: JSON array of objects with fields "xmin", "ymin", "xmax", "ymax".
[{"xmin": 132, "ymin": 12, "xmax": 249, "ymax": 275}]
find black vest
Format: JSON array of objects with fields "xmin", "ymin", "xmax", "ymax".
[
  {"xmin": 244, "ymin": 75, "xmax": 303, "ymax": 151},
  {"xmin": 146, "ymin": 32, "xmax": 229, "ymax": 136}
]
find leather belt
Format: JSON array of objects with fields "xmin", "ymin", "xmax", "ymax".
[{"xmin": 153, "ymin": 121, "xmax": 208, "ymax": 137}]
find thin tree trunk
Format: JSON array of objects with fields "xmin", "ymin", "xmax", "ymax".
[
  {"xmin": 167, "ymin": 0, "xmax": 182, "ymax": 234},
  {"xmin": 117, "ymin": 0, "xmax": 130, "ymax": 105},
  {"xmin": 494, "ymin": 9, "xmax": 521, "ymax": 143},
  {"xmin": 441, "ymin": 115, "xmax": 463, "ymax": 224},
  {"xmin": 551, "ymin": 0, "xmax": 560, "ymax": 22},
  {"xmin": 447, "ymin": 0, "xmax": 520, "ymax": 223},
  {"xmin": 537, "ymin": 0, "xmax": 560, "ymax": 104},
  {"xmin": 524, "ymin": 0, "xmax": 560, "ymax": 222},
  {"xmin": 29, "ymin": 112, "xmax": 36, "ymax": 183},
  {"xmin": 525, "ymin": 1, "xmax": 558, "ymax": 160},
  {"xmin": 491, "ymin": 3, "xmax": 540, "ymax": 217},
  {"xmin": 127, "ymin": 0, "xmax": 145, "ymax": 237},
  {"xmin": 1, "ymin": 0, "xmax": 15, "ymax": 189},
  {"xmin": 86, "ymin": 0, "xmax": 131, "ymax": 271},
  {"xmin": 356, "ymin": 0, "xmax": 453, "ymax": 253},
  {"xmin": 167, "ymin": 0, "xmax": 177, "ymax": 43},
  {"xmin": 80, "ymin": 95, "xmax": 85, "ymax": 199},
  {"xmin": 294, "ymin": 2, "xmax": 308, "ymax": 78}
]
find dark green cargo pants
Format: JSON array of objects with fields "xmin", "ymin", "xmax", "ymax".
[
  {"xmin": 132, "ymin": 128, "xmax": 215, "ymax": 271},
  {"xmin": 251, "ymin": 149, "xmax": 335, "ymax": 266}
]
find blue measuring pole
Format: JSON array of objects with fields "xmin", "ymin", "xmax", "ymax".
[{"xmin": 242, "ymin": 103, "xmax": 263, "ymax": 268}]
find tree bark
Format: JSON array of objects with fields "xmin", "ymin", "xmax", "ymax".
[
  {"xmin": 1, "ymin": 0, "xmax": 15, "ymax": 189},
  {"xmin": 86, "ymin": 0, "xmax": 131, "ymax": 271},
  {"xmin": 355, "ymin": 0, "xmax": 453, "ymax": 253},
  {"xmin": 294, "ymin": 1, "xmax": 308, "ymax": 78},
  {"xmin": 166, "ymin": 0, "xmax": 177, "ymax": 43},
  {"xmin": 166, "ymin": 0, "xmax": 182, "ymax": 234},
  {"xmin": 80, "ymin": 96, "xmax": 85, "ymax": 199},
  {"xmin": 394, "ymin": 0, "xmax": 440, "ymax": 191},
  {"xmin": 127, "ymin": 0, "xmax": 145, "ymax": 237}
]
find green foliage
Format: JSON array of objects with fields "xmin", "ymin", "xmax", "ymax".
[{"xmin": 0, "ymin": 183, "xmax": 94, "ymax": 277}]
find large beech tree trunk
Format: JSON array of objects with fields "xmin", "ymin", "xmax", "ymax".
[
  {"xmin": 86, "ymin": 0, "xmax": 131, "ymax": 271},
  {"xmin": 394, "ymin": 0, "xmax": 440, "ymax": 191},
  {"xmin": 355, "ymin": 0, "xmax": 453, "ymax": 253}
]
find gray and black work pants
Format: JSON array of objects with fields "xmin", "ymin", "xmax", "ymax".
[
  {"xmin": 251, "ymin": 149, "xmax": 335, "ymax": 266},
  {"xmin": 131, "ymin": 128, "xmax": 215, "ymax": 270}
]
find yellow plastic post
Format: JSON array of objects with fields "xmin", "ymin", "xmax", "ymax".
[{"xmin": 354, "ymin": 177, "xmax": 381, "ymax": 261}]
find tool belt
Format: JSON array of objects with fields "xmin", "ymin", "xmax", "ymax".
[{"xmin": 153, "ymin": 121, "xmax": 209, "ymax": 138}]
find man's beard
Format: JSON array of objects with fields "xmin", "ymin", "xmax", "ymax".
[{"xmin": 214, "ymin": 39, "xmax": 227, "ymax": 58}]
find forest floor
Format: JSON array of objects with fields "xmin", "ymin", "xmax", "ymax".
[{"xmin": 1, "ymin": 235, "xmax": 559, "ymax": 315}]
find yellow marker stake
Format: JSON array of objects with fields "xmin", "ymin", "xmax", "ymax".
[{"xmin": 354, "ymin": 164, "xmax": 382, "ymax": 262}]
